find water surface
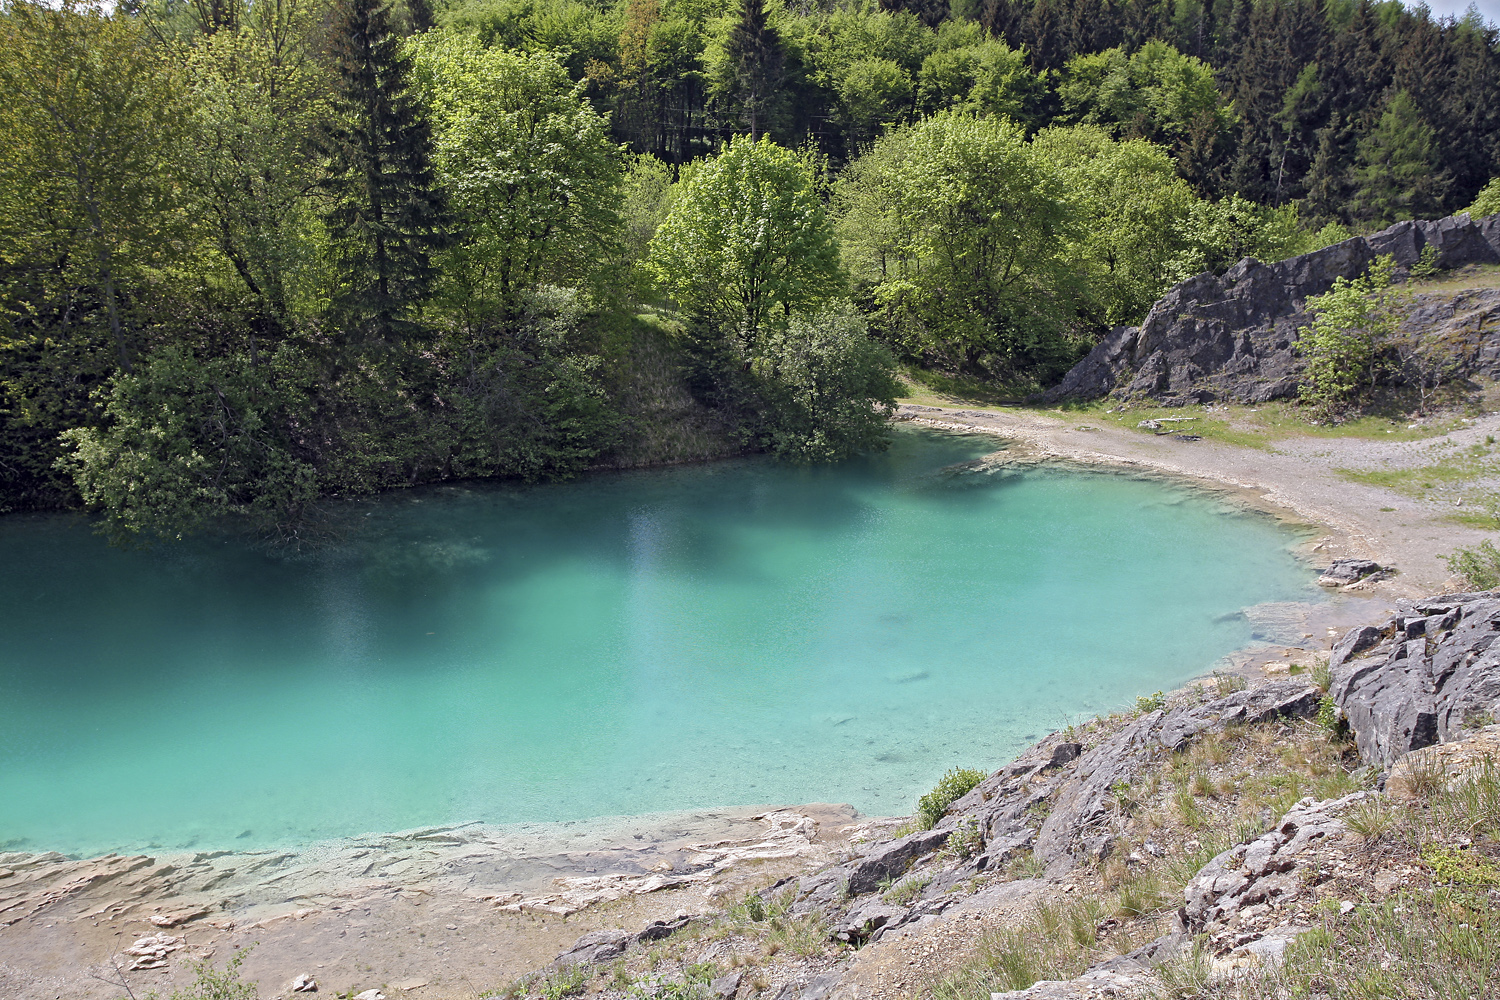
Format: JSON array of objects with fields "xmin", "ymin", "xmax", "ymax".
[{"xmin": 0, "ymin": 430, "xmax": 1318, "ymax": 856}]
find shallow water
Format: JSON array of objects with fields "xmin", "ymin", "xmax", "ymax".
[{"xmin": 0, "ymin": 429, "xmax": 1320, "ymax": 856}]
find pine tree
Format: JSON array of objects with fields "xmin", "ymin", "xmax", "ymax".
[
  {"xmin": 722, "ymin": 0, "xmax": 785, "ymax": 140},
  {"xmin": 321, "ymin": 0, "xmax": 448, "ymax": 347}
]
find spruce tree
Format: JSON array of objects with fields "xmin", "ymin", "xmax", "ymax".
[
  {"xmin": 322, "ymin": 0, "xmax": 448, "ymax": 347},
  {"xmin": 722, "ymin": 0, "xmax": 785, "ymax": 140}
]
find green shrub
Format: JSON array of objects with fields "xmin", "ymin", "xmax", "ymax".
[
  {"xmin": 1135, "ymin": 690, "xmax": 1167, "ymax": 713},
  {"xmin": 1297, "ymin": 255, "xmax": 1404, "ymax": 416},
  {"xmin": 155, "ymin": 949, "xmax": 258, "ymax": 1000},
  {"xmin": 1441, "ymin": 540, "xmax": 1500, "ymax": 590},
  {"xmin": 1409, "ymin": 244, "xmax": 1442, "ymax": 278},
  {"xmin": 1421, "ymin": 845, "xmax": 1500, "ymax": 887},
  {"xmin": 1318, "ymin": 695, "xmax": 1348, "ymax": 738},
  {"xmin": 917, "ymin": 767, "xmax": 988, "ymax": 828}
]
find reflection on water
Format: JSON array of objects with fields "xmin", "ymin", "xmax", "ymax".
[{"xmin": 0, "ymin": 429, "xmax": 1320, "ymax": 856}]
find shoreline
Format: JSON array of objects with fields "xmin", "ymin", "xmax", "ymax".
[
  {"xmin": 897, "ymin": 402, "xmax": 1500, "ymax": 596},
  {"xmin": 4, "ymin": 407, "xmax": 1491, "ymax": 998}
]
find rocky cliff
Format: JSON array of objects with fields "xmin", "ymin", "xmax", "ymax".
[{"xmin": 1040, "ymin": 214, "xmax": 1500, "ymax": 406}]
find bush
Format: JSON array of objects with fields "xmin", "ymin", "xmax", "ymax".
[
  {"xmin": 1297, "ymin": 255, "xmax": 1404, "ymax": 416},
  {"xmin": 752, "ymin": 303, "xmax": 901, "ymax": 462},
  {"xmin": 917, "ymin": 766, "xmax": 987, "ymax": 828},
  {"xmin": 1441, "ymin": 540, "xmax": 1500, "ymax": 590}
]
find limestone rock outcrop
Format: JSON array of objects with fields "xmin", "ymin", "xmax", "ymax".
[
  {"xmin": 1329, "ymin": 590, "xmax": 1500, "ymax": 768},
  {"xmin": 1040, "ymin": 214, "xmax": 1500, "ymax": 406}
]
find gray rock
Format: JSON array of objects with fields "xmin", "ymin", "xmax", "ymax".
[
  {"xmin": 1039, "ymin": 214, "xmax": 1500, "ymax": 406},
  {"xmin": 831, "ymin": 899, "xmax": 907, "ymax": 943},
  {"xmin": 845, "ymin": 828, "xmax": 950, "ymax": 895},
  {"xmin": 551, "ymin": 928, "xmax": 630, "ymax": 969},
  {"xmin": 1180, "ymin": 793, "xmax": 1367, "ymax": 933},
  {"xmin": 710, "ymin": 971, "xmax": 742, "ymax": 999},
  {"xmin": 1318, "ymin": 559, "xmax": 1385, "ymax": 587},
  {"xmin": 1330, "ymin": 591, "xmax": 1500, "ymax": 767},
  {"xmin": 800, "ymin": 971, "xmax": 843, "ymax": 1000},
  {"xmin": 636, "ymin": 915, "xmax": 694, "ymax": 943}
]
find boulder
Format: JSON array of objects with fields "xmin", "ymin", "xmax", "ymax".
[
  {"xmin": 710, "ymin": 971, "xmax": 743, "ymax": 999},
  {"xmin": 1317, "ymin": 559, "xmax": 1385, "ymax": 587},
  {"xmin": 845, "ymin": 828, "xmax": 950, "ymax": 895},
  {"xmin": 1181, "ymin": 793, "xmax": 1366, "ymax": 933},
  {"xmin": 636, "ymin": 915, "xmax": 694, "ymax": 943},
  {"xmin": 551, "ymin": 928, "xmax": 631, "ymax": 969},
  {"xmin": 1329, "ymin": 591, "xmax": 1500, "ymax": 768},
  {"xmin": 830, "ymin": 898, "xmax": 906, "ymax": 943},
  {"xmin": 1034, "ymin": 681, "xmax": 1321, "ymax": 868}
]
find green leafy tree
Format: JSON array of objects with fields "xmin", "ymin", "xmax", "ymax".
[
  {"xmin": 1030, "ymin": 125, "xmax": 1200, "ymax": 326},
  {"xmin": 0, "ymin": 1, "xmax": 195, "ymax": 511},
  {"xmin": 409, "ymin": 37, "xmax": 623, "ymax": 330},
  {"xmin": 59, "ymin": 343, "xmax": 321, "ymax": 545},
  {"xmin": 835, "ymin": 111, "xmax": 1076, "ymax": 378},
  {"xmin": 321, "ymin": 0, "xmax": 449, "ymax": 346},
  {"xmin": 1297, "ymin": 255, "xmax": 1404, "ymax": 417},
  {"xmin": 753, "ymin": 303, "xmax": 899, "ymax": 462},
  {"xmin": 648, "ymin": 135, "xmax": 843, "ymax": 339},
  {"xmin": 183, "ymin": 0, "xmax": 333, "ymax": 342},
  {"xmin": 1058, "ymin": 41, "xmax": 1234, "ymax": 165},
  {"xmin": 916, "ymin": 23, "xmax": 1045, "ymax": 124},
  {"xmin": 0, "ymin": 0, "xmax": 193, "ymax": 374}
]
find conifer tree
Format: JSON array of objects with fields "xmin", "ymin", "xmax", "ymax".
[
  {"xmin": 1351, "ymin": 89, "xmax": 1450, "ymax": 223},
  {"xmin": 321, "ymin": 0, "xmax": 448, "ymax": 347},
  {"xmin": 721, "ymin": 0, "xmax": 785, "ymax": 140}
]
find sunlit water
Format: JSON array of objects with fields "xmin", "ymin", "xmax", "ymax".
[{"xmin": 0, "ymin": 429, "xmax": 1320, "ymax": 857}]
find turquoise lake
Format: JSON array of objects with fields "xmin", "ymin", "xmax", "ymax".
[{"xmin": 0, "ymin": 429, "xmax": 1320, "ymax": 857}]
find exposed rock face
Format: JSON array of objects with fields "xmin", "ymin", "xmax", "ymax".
[
  {"xmin": 1180, "ymin": 793, "xmax": 1366, "ymax": 936},
  {"xmin": 845, "ymin": 828, "xmax": 952, "ymax": 894},
  {"xmin": 1329, "ymin": 590, "xmax": 1500, "ymax": 768},
  {"xmin": 1029, "ymin": 681, "xmax": 1322, "ymax": 869},
  {"xmin": 1040, "ymin": 214, "xmax": 1500, "ymax": 406}
]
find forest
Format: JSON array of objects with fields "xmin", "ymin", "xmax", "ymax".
[{"xmin": 1, "ymin": 0, "xmax": 1498, "ymax": 541}]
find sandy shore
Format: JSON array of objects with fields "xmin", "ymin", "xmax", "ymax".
[{"xmin": 4, "ymin": 406, "xmax": 1494, "ymax": 999}]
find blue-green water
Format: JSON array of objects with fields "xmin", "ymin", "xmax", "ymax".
[{"xmin": 0, "ymin": 430, "xmax": 1318, "ymax": 857}]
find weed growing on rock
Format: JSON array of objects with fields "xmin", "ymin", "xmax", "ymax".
[
  {"xmin": 1212, "ymin": 671, "xmax": 1248, "ymax": 697},
  {"xmin": 1136, "ymin": 691, "xmax": 1167, "ymax": 713},
  {"xmin": 881, "ymin": 873, "xmax": 932, "ymax": 905},
  {"xmin": 538, "ymin": 964, "xmax": 589, "ymax": 1000},
  {"xmin": 1420, "ymin": 844, "xmax": 1500, "ymax": 886},
  {"xmin": 945, "ymin": 819, "xmax": 983, "ymax": 861}
]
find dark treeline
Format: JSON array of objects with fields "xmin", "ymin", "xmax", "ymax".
[{"xmin": 0, "ymin": 0, "xmax": 1497, "ymax": 542}]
